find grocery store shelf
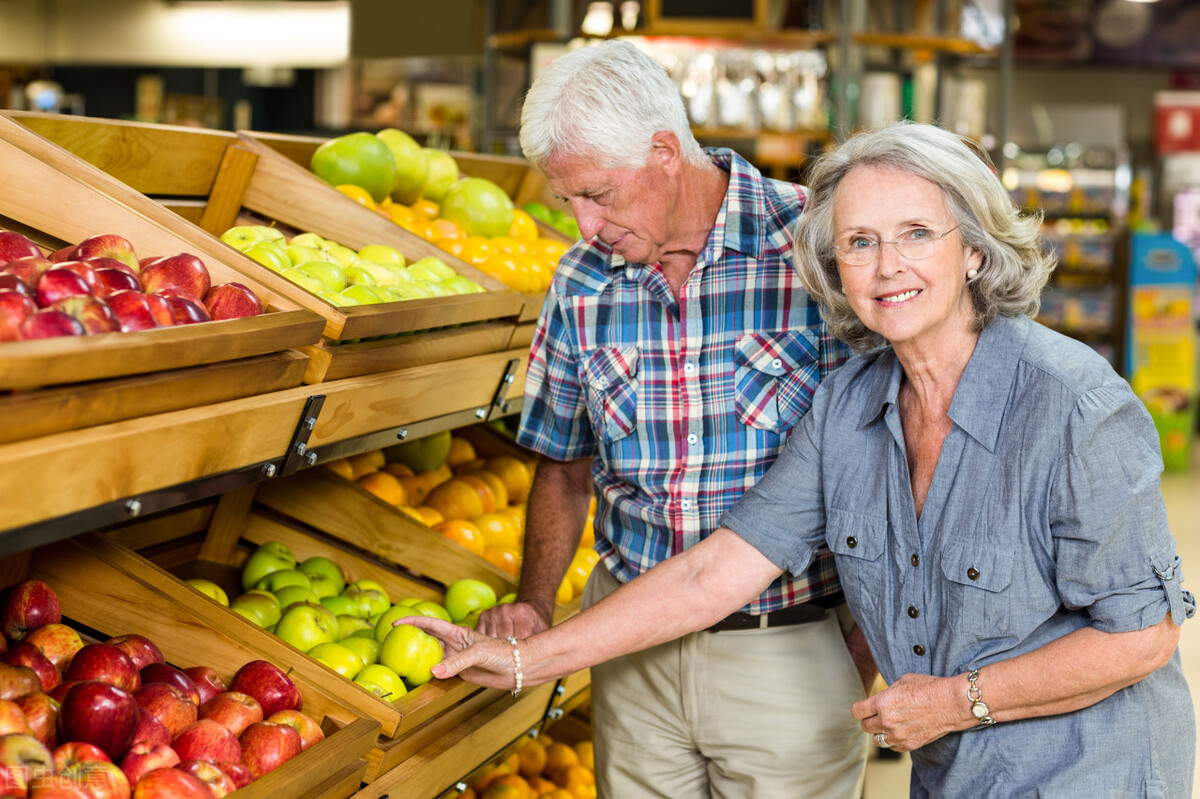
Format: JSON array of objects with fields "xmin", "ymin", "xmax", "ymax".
[{"xmin": 851, "ymin": 32, "xmax": 996, "ymax": 56}]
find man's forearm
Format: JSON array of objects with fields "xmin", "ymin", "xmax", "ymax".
[{"xmin": 516, "ymin": 457, "xmax": 594, "ymax": 623}]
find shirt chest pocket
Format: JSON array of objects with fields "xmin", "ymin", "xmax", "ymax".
[
  {"xmin": 826, "ymin": 510, "xmax": 888, "ymax": 620},
  {"xmin": 581, "ymin": 347, "xmax": 639, "ymax": 444},
  {"xmin": 733, "ymin": 331, "xmax": 820, "ymax": 433},
  {"xmin": 941, "ymin": 541, "xmax": 1014, "ymax": 639}
]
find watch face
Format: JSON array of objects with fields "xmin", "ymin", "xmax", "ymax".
[{"xmin": 972, "ymin": 702, "xmax": 990, "ymax": 719}]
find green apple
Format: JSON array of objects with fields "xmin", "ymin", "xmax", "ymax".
[
  {"xmin": 318, "ymin": 290, "xmax": 354, "ymax": 307},
  {"xmin": 275, "ymin": 603, "xmax": 338, "ymax": 653},
  {"xmin": 220, "ymin": 225, "xmax": 269, "ymax": 251},
  {"xmin": 406, "ymin": 257, "xmax": 457, "ymax": 283},
  {"xmin": 378, "ymin": 128, "xmax": 428, "ymax": 204},
  {"xmin": 320, "ymin": 595, "xmax": 360, "ymax": 617},
  {"xmin": 308, "ymin": 641, "xmax": 364, "ymax": 679},
  {"xmin": 296, "ymin": 554, "xmax": 345, "ymax": 593},
  {"xmin": 393, "ymin": 597, "xmax": 424, "ymax": 608},
  {"xmin": 354, "ymin": 663, "xmax": 407, "ymax": 700},
  {"xmin": 342, "ymin": 587, "xmax": 390, "ymax": 619},
  {"xmin": 252, "ymin": 225, "xmax": 286, "ymax": 243},
  {"xmin": 339, "ymin": 285, "xmax": 385, "ymax": 305},
  {"xmin": 341, "ymin": 636, "xmax": 380, "ymax": 668},
  {"xmin": 285, "ymin": 243, "xmax": 325, "ymax": 268},
  {"xmin": 442, "ymin": 275, "xmax": 486, "ymax": 295},
  {"xmin": 290, "ymin": 232, "xmax": 327, "ymax": 249},
  {"xmin": 443, "ymin": 579, "xmax": 498, "ymax": 623},
  {"xmin": 337, "ymin": 614, "xmax": 375, "ymax": 640},
  {"xmin": 498, "ymin": 593, "xmax": 517, "ymax": 605},
  {"xmin": 273, "ymin": 584, "xmax": 321, "ymax": 610},
  {"xmin": 389, "ymin": 283, "xmax": 432, "ymax": 301},
  {"xmin": 415, "ymin": 280, "xmax": 452, "ymax": 298},
  {"xmin": 230, "ymin": 590, "xmax": 283, "ymax": 628},
  {"xmin": 460, "ymin": 608, "xmax": 484, "ymax": 629},
  {"xmin": 358, "ymin": 245, "xmax": 405, "ymax": 268},
  {"xmin": 292, "ymin": 261, "xmax": 346, "ymax": 293},
  {"xmin": 323, "ymin": 244, "xmax": 361, "ymax": 270},
  {"xmin": 379, "ymin": 624, "xmax": 443, "ymax": 687},
  {"xmin": 372, "ymin": 604, "xmax": 418, "ymax": 643},
  {"xmin": 349, "ymin": 579, "xmax": 388, "ymax": 596},
  {"xmin": 352, "ymin": 261, "xmax": 407, "ymax": 288},
  {"xmin": 306, "ymin": 572, "xmax": 341, "ymax": 600},
  {"xmin": 185, "ymin": 578, "xmax": 229, "ymax": 606},
  {"xmin": 282, "ymin": 266, "xmax": 327, "ymax": 294},
  {"xmin": 241, "ymin": 542, "xmax": 297, "ymax": 591},
  {"xmin": 232, "ymin": 606, "xmax": 267, "ymax": 627},
  {"xmin": 344, "ymin": 265, "xmax": 378, "ymax": 287},
  {"xmin": 412, "ymin": 601, "xmax": 453, "ymax": 623},
  {"xmin": 254, "ymin": 569, "xmax": 311, "ymax": 593},
  {"xmin": 243, "ymin": 240, "xmax": 291, "ymax": 272},
  {"xmin": 422, "ymin": 148, "xmax": 459, "ymax": 203}
]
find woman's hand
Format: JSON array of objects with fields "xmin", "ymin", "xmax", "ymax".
[
  {"xmin": 851, "ymin": 673, "xmax": 964, "ymax": 752},
  {"xmin": 399, "ymin": 617, "xmax": 520, "ymax": 690}
]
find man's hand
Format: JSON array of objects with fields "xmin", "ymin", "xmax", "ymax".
[{"xmin": 476, "ymin": 600, "xmax": 552, "ymax": 639}]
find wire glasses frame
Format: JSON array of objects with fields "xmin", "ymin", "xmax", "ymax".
[{"xmin": 833, "ymin": 224, "xmax": 961, "ymax": 266}]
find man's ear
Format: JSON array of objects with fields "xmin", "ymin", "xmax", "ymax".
[{"xmin": 649, "ymin": 131, "xmax": 682, "ymax": 174}]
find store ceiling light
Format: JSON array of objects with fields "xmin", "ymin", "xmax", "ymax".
[{"xmin": 581, "ymin": 2, "xmax": 615, "ymax": 37}]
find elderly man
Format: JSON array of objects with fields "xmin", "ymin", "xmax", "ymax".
[{"xmin": 476, "ymin": 40, "xmax": 869, "ymax": 797}]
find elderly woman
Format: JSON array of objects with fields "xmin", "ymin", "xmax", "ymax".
[{"xmin": 405, "ymin": 122, "xmax": 1195, "ymax": 796}]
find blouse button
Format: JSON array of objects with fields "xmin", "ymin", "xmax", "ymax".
[
  {"xmin": 846, "ymin": 536, "xmax": 857, "ymax": 549},
  {"xmin": 684, "ymin": 362, "xmax": 695, "ymax": 373},
  {"xmin": 771, "ymin": 358, "xmax": 782, "ymax": 369},
  {"xmin": 967, "ymin": 567, "xmax": 980, "ymax": 581},
  {"xmin": 913, "ymin": 644, "xmax": 926, "ymax": 656},
  {"xmin": 907, "ymin": 606, "xmax": 919, "ymax": 619},
  {"xmin": 910, "ymin": 553, "xmax": 920, "ymax": 567}
]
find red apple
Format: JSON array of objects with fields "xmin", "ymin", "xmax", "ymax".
[
  {"xmin": 142, "ymin": 293, "xmax": 175, "ymax": 327},
  {"xmin": 2, "ymin": 643, "xmax": 59, "ymax": 693},
  {"xmin": 2, "ymin": 255, "xmax": 53, "ymax": 286},
  {"xmin": 48, "ymin": 246, "xmax": 73, "ymax": 264},
  {"xmin": 105, "ymin": 291, "xmax": 158, "ymax": 333},
  {"xmin": 19, "ymin": 309, "xmax": 84, "ymax": 340},
  {"xmin": 118, "ymin": 742, "xmax": 178, "ymax": 787},
  {"xmin": 0, "ymin": 289, "xmax": 37, "ymax": 341},
  {"xmin": 265, "ymin": 709, "xmax": 323, "ymax": 751},
  {"xmin": 84, "ymin": 257, "xmax": 138, "ymax": 279},
  {"xmin": 57, "ymin": 681, "xmax": 138, "ymax": 761},
  {"xmin": 27, "ymin": 772, "xmax": 91, "ymax": 797},
  {"xmin": 203, "ymin": 282, "xmax": 264, "ymax": 321},
  {"xmin": 159, "ymin": 293, "xmax": 210, "ymax": 325},
  {"xmin": 0, "ymin": 698, "xmax": 32, "ymax": 735},
  {"xmin": 0, "ymin": 274, "xmax": 33, "ymax": 298},
  {"xmin": 229, "ymin": 661, "xmax": 301, "ymax": 718},
  {"xmin": 129, "ymin": 710, "xmax": 171, "ymax": 749},
  {"xmin": 176, "ymin": 759, "xmax": 237, "ymax": 798},
  {"xmin": 69, "ymin": 236, "xmax": 138, "ymax": 272},
  {"xmin": 0, "ymin": 765, "xmax": 22, "ymax": 797},
  {"xmin": 0, "ymin": 580, "xmax": 61, "ymax": 641},
  {"xmin": 130, "ymin": 767, "xmax": 209, "ymax": 799},
  {"xmin": 132, "ymin": 683, "xmax": 195, "ymax": 739},
  {"xmin": 64, "ymin": 645, "xmax": 139, "ymax": 693},
  {"xmin": 56, "ymin": 759, "xmax": 130, "ymax": 799},
  {"xmin": 139, "ymin": 255, "xmax": 209, "ymax": 302},
  {"xmin": 15, "ymin": 693, "xmax": 59, "ymax": 748},
  {"xmin": 53, "ymin": 261, "xmax": 100, "ymax": 293},
  {"xmin": 137, "ymin": 256, "xmax": 161, "ymax": 271},
  {"xmin": 137, "ymin": 664, "xmax": 197, "ymax": 706},
  {"xmin": 0, "ymin": 232, "xmax": 42, "ymax": 265},
  {"xmin": 0, "ymin": 662, "xmax": 43, "ymax": 700},
  {"xmin": 104, "ymin": 636, "xmax": 164, "ymax": 674},
  {"xmin": 215, "ymin": 761, "xmax": 252, "ymax": 789},
  {"xmin": 93, "ymin": 268, "xmax": 142, "ymax": 299},
  {"xmin": 238, "ymin": 720, "xmax": 300, "ymax": 778},
  {"xmin": 34, "ymin": 268, "xmax": 92, "ymax": 307},
  {"xmin": 52, "ymin": 741, "xmax": 111, "ymax": 773},
  {"xmin": 23, "ymin": 625, "xmax": 82, "ymax": 673},
  {"xmin": 180, "ymin": 668, "xmax": 225, "ymax": 707},
  {"xmin": 50, "ymin": 295, "xmax": 119, "ymax": 335},
  {"xmin": 197, "ymin": 692, "xmax": 261, "ymax": 737},
  {"xmin": 171, "ymin": 720, "xmax": 239, "ymax": 767},
  {"xmin": 0, "ymin": 732, "xmax": 54, "ymax": 791}
]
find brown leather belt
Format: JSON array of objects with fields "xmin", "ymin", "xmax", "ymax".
[{"xmin": 706, "ymin": 594, "xmax": 844, "ymax": 633}]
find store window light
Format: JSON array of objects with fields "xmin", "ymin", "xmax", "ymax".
[{"xmin": 581, "ymin": 2, "xmax": 615, "ymax": 37}]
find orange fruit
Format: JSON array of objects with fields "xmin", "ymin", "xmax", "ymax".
[
  {"xmin": 396, "ymin": 505, "xmax": 424, "ymax": 522},
  {"xmin": 533, "ymin": 238, "xmax": 570, "ymax": 261},
  {"xmin": 565, "ymin": 561, "xmax": 591, "ymax": 596},
  {"xmin": 499, "ymin": 504, "xmax": 526, "ymax": 529},
  {"xmin": 527, "ymin": 776, "xmax": 556, "ymax": 794},
  {"xmin": 336, "ymin": 183, "xmax": 378, "ymax": 209},
  {"xmin": 458, "ymin": 474, "xmax": 498, "ymax": 513},
  {"xmin": 516, "ymin": 739, "xmax": 547, "ymax": 779},
  {"xmin": 562, "ymin": 765, "xmax": 594, "ymax": 788},
  {"xmin": 434, "ymin": 519, "xmax": 486, "ymax": 556},
  {"xmin": 435, "ymin": 237, "xmax": 467, "ymax": 258},
  {"xmin": 417, "ymin": 463, "xmax": 454, "ymax": 493},
  {"xmin": 556, "ymin": 577, "xmax": 574, "ymax": 604},
  {"xmin": 473, "ymin": 512, "xmax": 520, "ymax": 548},
  {"xmin": 544, "ymin": 742, "xmax": 579, "ymax": 774},
  {"xmin": 460, "ymin": 789, "xmax": 477, "ymax": 799},
  {"xmin": 425, "ymin": 478, "xmax": 485, "ymax": 520},
  {"xmin": 413, "ymin": 505, "xmax": 445, "ymax": 526},
  {"xmin": 446, "ymin": 437, "xmax": 477, "ymax": 468},
  {"xmin": 411, "ymin": 198, "xmax": 440, "ymax": 218},
  {"xmin": 382, "ymin": 462, "xmax": 414, "ymax": 478},
  {"xmin": 568, "ymin": 784, "xmax": 596, "ymax": 799},
  {"xmin": 473, "ymin": 471, "xmax": 510, "ymax": 509},
  {"xmin": 508, "ymin": 208, "xmax": 540, "ymax": 241},
  {"xmin": 539, "ymin": 790, "xmax": 573, "ymax": 799},
  {"xmin": 432, "ymin": 218, "xmax": 466, "ymax": 241},
  {"xmin": 485, "ymin": 457, "xmax": 532, "ymax": 503},
  {"xmin": 483, "ymin": 545, "xmax": 521, "ymax": 576},
  {"xmin": 477, "ymin": 251, "xmax": 526, "ymax": 290},
  {"xmin": 388, "ymin": 204, "xmax": 417, "ymax": 227},
  {"xmin": 573, "ymin": 741, "xmax": 593, "ymax": 772},
  {"xmin": 323, "ymin": 458, "xmax": 355, "ymax": 481},
  {"xmin": 356, "ymin": 471, "xmax": 408, "ymax": 506},
  {"xmin": 454, "ymin": 458, "xmax": 487, "ymax": 476},
  {"xmin": 397, "ymin": 475, "xmax": 431, "ymax": 506},
  {"xmin": 490, "ymin": 235, "xmax": 529, "ymax": 256},
  {"xmin": 460, "ymin": 236, "xmax": 495, "ymax": 266},
  {"xmin": 347, "ymin": 450, "xmax": 386, "ymax": 479},
  {"xmin": 481, "ymin": 782, "xmax": 525, "ymax": 799}
]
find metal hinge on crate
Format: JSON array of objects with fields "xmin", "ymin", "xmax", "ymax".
[
  {"xmin": 486, "ymin": 358, "xmax": 521, "ymax": 421},
  {"xmin": 278, "ymin": 394, "xmax": 326, "ymax": 476}
]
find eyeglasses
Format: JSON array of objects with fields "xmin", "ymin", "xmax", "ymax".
[{"xmin": 832, "ymin": 225, "xmax": 961, "ymax": 266}]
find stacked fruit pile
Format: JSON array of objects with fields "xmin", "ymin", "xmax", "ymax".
[
  {"xmin": 0, "ymin": 230, "xmax": 264, "ymax": 341},
  {"xmin": 0, "ymin": 579, "xmax": 319, "ymax": 797},
  {"xmin": 308, "ymin": 129, "xmax": 572, "ymax": 294},
  {"xmin": 466, "ymin": 734, "xmax": 596, "ymax": 799},
  {"xmin": 186, "ymin": 541, "xmax": 506, "ymax": 701},
  {"xmin": 220, "ymin": 224, "xmax": 484, "ymax": 308},
  {"xmin": 324, "ymin": 430, "xmax": 599, "ymax": 604}
]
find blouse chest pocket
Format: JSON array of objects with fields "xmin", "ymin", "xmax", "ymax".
[
  {"xmin": 733, "ymin": 331, "xmax": 820, "ymax": 434},
  {"xmin": 941, "ymin": 540, "xmax": 1015, "ymax": 639},
  {"xmin": 581, "ymin": 347, "xmax": 639, "ymax": 444},
  {"xmin": 826, "ymin": 510, "xmax": 888, "ymax": 620}
]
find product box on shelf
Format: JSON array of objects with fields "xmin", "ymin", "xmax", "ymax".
[
  {"xmin": 0, "ymin": 533, "xmax": 380, "ymax": 798},
  {"xmin": 2, "ymin": 112, "xmax": 525, "ymax": 384}
]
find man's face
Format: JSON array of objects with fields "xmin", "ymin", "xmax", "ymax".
[{"xmin": 543, "ymin": 146, "xmax": 677, "ymax": 265}]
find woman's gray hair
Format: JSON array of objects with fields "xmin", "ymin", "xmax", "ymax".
[
  {"xmin": 519, "ymin": 40, "xmax": 707, "ymax": 170},
  {"xmin": 794, "ymin": 121, "xmax": 1055, "ymax": 352}
]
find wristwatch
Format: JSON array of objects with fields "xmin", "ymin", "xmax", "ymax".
[{"xmin": 967, "ymin": 669, "xmax": 995, "ymax": 726}]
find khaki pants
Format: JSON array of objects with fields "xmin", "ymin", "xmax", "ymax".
[{"xmin": 582, "ymin": 566, "xmax": 868, "ymax": 799}]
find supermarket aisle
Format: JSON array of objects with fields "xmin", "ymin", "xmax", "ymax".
[{"xmin": 863, "ymin": 448, "xmax": 1200, "ymax": 799}]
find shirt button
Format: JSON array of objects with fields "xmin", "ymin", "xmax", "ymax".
[
  {"xmin": 681, "ymin": 499, "xmax": 692, "ymax": 510},
  {"xmin": 913, "ymin": 644, "xmax": 926, "ymax": 656},
  {"xmin": 687, "ymin": 434, "xmax": 697, "ymax": 445},
  {"xmin": 684, "ymin": 362, "xmax": 696, "ymax": 373},
  {"xmin": 911, "ymin": 554, "xmax": 920, "ymax": 567},
  {"xmin": 846, "ymin": 536, "xmax": 857, "ymax": 549},
  {"xmin": 907, "ymin": 606, "xmax": 919, "ymax": 619},
  {"xmin": 771, "ymin": 358, "xmax": 782, "ymax": 369},
  {"xmin": 967, "ymin": 567, "xmax": 980, "ymax": 581}
]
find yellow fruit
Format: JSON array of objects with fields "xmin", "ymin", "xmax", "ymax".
[
  {"xmin": 434, "ymin": 519, "xmax": 486, "ymax": 556},
  {"xmin": 517, "ymin": 740, "xmax": 547, "ymax": 779},
  {"xmin": 565, "ymin": 561, "xmax": 591, "ymax": 596},
  {"xmin": 473, "ymin": 470, "xmax": 510, "ymax": 509},
  {"xmin": 578, "ymin": 521, "xmax": 595, "ymax": 549},
  {"xmin": 539, "ymin": 790, "xmax": 573, "ymax": 799},
  {"xmin": 356, "ymin": 471, "xmax": 408, "ymax": 506},
  {"xmin": 545, "ymin": 743, "xmax": 579, "ymax": 775},
  {"xmin": 483, "ymin": 545, "xmax": 521, "ymax": 577},
  {"xmin": 413, "ymin": 505, "xmax": 445, "ymax": 526},
  {"xmin": 573, "ymin": 741, "xmax": 593, "ymax": 772},
  {"xmin": 411, "ymin": 198, "xmax": 440, "ymax": 219},
  {"xmin": 481, "ymin": 782, "xmax": 526, "ymax": 799},
  {"xmin": 446, "ymin": 437, "xmax": 477, "ymax": 468},
  {"xmin": 461, "ymin": 236, "xmax": 495, "ymax": 266},
  {"xmin": 396, "ymin": 505, "xmax": 423, "ymax": 522},
  {"xmin": 527, "ymin": 775, "xmax": 556, "ymax": 794},
  {"xmin": 323, "ymin": 458, "xmax": 355, "ymax": 481},
  {"xmin": 485, "ymin": 457, "xmax": 532, "ymax": 503},
  {"xmin": 425, "ymin": 478, "xmax": 485, "ymax": 520},
  {"xmin": 556, "ymin": 577, "xmax": 574, "ymax": 604},
  {"xmin": 454, "ymin": 458, "xmax": 488, "ymax": 476},
  {"xmin": 568, "ymin": 784, "xmax": 596, "ymax": 799},
  {"xmin": 382, "ymin": 462, "xmax": 414, "ymax": 478},
  {"xmin": 459, "ymin": 474, "xmax": 498, "ymax": 514},
  {"xmin": 573, "ymin": 548, "xmax": 600, "ymax": 569},
  {"xmin": 420, "ymin": 463, "xmax": 454, "ymax": 490},
  {"xmin": 432, "ymin": 218, "xmax": 467, "ymax": 241},
  {"xmin": 508, "ymin": 208, "xmax": 540, "ymax": 241},
  {"xmin": 499, "ymin": 504, "xmax": 526, "ymax": 532},
  {"xmin": 473, "ymin": 512, "xmax": 521, "ymax": 548},
  {"xmin": 389, "ymin": 204, "xmax": 417, "ymax": 227},
  {"xmin": 347, "ymin": 450, "xmax": 386, "ymax": 479},
  {"xmin": 477, "ymin": 252, "xmax": 523, "ymax": 290},
  {"xmin": 397, "ymin": 475, "xmax": 430, "ymax": 506},
  {"xmin": 336, "ymin": 183, "xmax": 378, "ymax": 210}
]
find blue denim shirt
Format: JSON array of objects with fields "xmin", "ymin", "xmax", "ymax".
[{"xmin": 722, "ymin": 314, "xmax": 1195, "ymax": 797}]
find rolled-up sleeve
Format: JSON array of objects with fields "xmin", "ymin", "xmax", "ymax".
[{"xmin": 1051, "ymin": 383, "xmax": 1195, "ymax": 631}]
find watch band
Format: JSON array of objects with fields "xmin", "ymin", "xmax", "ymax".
[{"xmin": 967, "ymin": 669, "xmax": 995, "ymax": 726}]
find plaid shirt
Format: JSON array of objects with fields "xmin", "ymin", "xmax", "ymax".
[{"xmin": 516, "ymin": 149, "xmax": 848, "ymax": 614}]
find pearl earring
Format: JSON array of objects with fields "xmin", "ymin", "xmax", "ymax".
[{"xmin": 967, "ymin": 268, "xmax": 978, "ymax": 280}]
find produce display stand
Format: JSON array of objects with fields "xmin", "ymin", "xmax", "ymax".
[
  {"xmin": 0, "ymin": 533, "xmax": 381, "ymax": 799},
  {"xmin": 3, "ymin": 112, "xmax": 525, "ymax": 384}
]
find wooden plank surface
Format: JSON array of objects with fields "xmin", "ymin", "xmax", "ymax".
[
  {"xmin": 508, "ymin": 321, "xmax": 536, "ymax": 351},
  {"xmin": 198, "ymin": 142, "xmax": 260, "ymax": 235},
  {"xmin": 198, "ymin": 484, "xmax": 257, "ymax": 565}
]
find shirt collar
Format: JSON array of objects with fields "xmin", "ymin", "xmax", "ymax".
[{"xmin": 858, "ymin": 315, "xmax": 1032, "ymax": 453}]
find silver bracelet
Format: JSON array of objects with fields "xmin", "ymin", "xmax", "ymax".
[
  {"xmin": 967, "ymin": 669, "xmax": 995, "ymax": 726},
  {"xmin": 506, "ymin": 636, "xmax": 523, "ymax": 699}
]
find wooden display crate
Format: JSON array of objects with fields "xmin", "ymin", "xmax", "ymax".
[
  {"xmin": 0, "ymin": 533, "xmax": 380, "ymax": 799},
  {"xmin": 2, "ymin": 112, "xmax": 524, "ymax": 384}
]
